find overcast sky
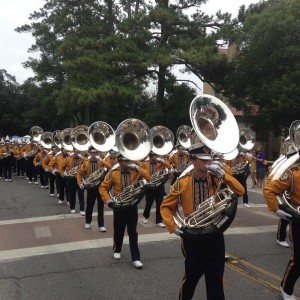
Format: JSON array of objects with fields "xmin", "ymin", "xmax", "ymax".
[{"xmin": 0, "ymin": 0, "xmax": 259, "ymax": 85}]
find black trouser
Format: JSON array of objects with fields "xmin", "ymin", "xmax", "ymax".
[
  {"xmin": 143, "ymin": 184, "xmax": 165, "ymax": 223},
  {"xmin": 3, "ymin": 156, "xmax": 13, "ymax": 180},
  {"xmin": 16, "ymin": 158, "xmax": 25, "ymax": 176},
  {"xmin": 281, "ymin": 222, "xmax": 300, "ymax": 296},
  {"xmin": 233, "ymin": 173, "xmax": 248, "ymax": 204},
  {"xmin": 179, "ymin": 234, "xmax": 225, "ymax": 300},
  {"xmin": 68, "ymin": 178, "xmax": 85, "ymax": 211},
  {"xmin": 12, "ymin": 157, "xmax": 16, "ymax": 174},
  {"xmin": 49, "ymin": 172, "xmax": 58, "ymax": 194},
  {"xmin": 26, "ymin": 157, "xmax": 37, "ymax": 182},
  {"xmin": 57, "ymin": 174, "xmax": 69, "ymax": 202},
  {"xmin": 38, "ymin": 167, "xmax": 49, "ymax": 187},
  {"xmin": 0, "ymin": 159, "xmax": 3, "ymax": 177},
  {"xmin": 113, "ymin": 206, "xmax": 140, "ymax": 262},
  {"xmin": 85, "ymin": 188, "xmax": 104, "ymax": 227},
  {"xmin": 277, "ymin": 218, "xmax": 289, "ymax": 242}
]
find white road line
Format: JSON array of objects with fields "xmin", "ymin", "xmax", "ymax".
[
  {"xmin": 0, "ymin": 226, "xmax": 277, "ymax": 263},
  {"xmin": 0, "ymin": 205, "xmax": 268, "ymax": 226}
]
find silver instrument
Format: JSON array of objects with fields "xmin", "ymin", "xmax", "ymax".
[
  {"xmin": 40, "ymin": 132, "xmax": 53, "ymax": 149},
  {"xmin": 53, "ymin": 130, "xmax": 62, "ymax": 148},
  {"xmin": 29, "ymin": 126, "xmax": 43, "ymax": 142},
  {"xmin": 71, "ymin": 125, "xmax": 90, "ymax": 151},
  {"xmin": 269, "ymin": 120, "xmax": 300, "ymax": 223},
  {"xmin": 173, "ymin": 94, "xmax": 240, "ymax": 240},
  {"xmin": 115, "ymin": 118, "xmax": 152, "ymax": 161},
  {"xmin": 109, "ymin": 118, "xmax": 152, "ymax": 207},
  {"xmin": 88, "ymin": 121, "xmax": 115, "ymax": 152},
  {"xmin": 61, "ymin": 128, "xmax": 74, "ymax": 151}
]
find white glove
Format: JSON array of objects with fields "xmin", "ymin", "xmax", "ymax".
[
  {"xmin": 45, "ymin": 167, "xmax": 49, "ymax": 172},
  {"xmin": 79, "ymin": 183, "xmax": 85, "ymax": 189},
  {"xmin": 174, "ymin": 228, "xmax": 184, "ymax": 236},
  {"xmin": 127, "ymin": 163, "xmax": 139, "ymax": 170},
  {"xmin": 274, "ymin": 210, "xmax": 292, "ymax": 220},
  {"xmin": 96, "ymin": 155, "xmax": 101, "ymax": 160},
  {"xmin": 183, "ymin": 150, "xmax": 189, "ymax": 155},
  {"xmin": 212, "ymin": 160, "xmax": 224, "ymax": 167},
  {"xmin": 156, "ymin": 157, "xmax": 164, "ymax": 163},
  {"xmin": 207, "ymin": 164, "xmax": 225, "ymax": 178},
  {"xmin": 77, "ymin": 154, "xmax": 82, "ymax": 158},
  {"xmin": 51, "ymin": 170, "xmax": 56, "ymax": 175}
]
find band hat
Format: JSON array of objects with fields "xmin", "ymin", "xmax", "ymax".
[
  {"xmin": 174, "ymin": 143, "xmax": 184, "ymax": 149},
  {"xmin": 116, "ymin": 153, "xmax": 130, "ymax": 161},
  {"xmin": 188, "ymin": 142, "xmax": 212, "ymax": 160},
  {"xmin": 88, "ymin": 146, "xmax": 98, "ymax": 153}
]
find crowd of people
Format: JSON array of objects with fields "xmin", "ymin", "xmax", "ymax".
[{"xmin": 0, "ymin": 136, "xmax": 298, "ymax": 300}]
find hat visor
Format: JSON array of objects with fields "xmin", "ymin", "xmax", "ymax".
[{"xmin": 193, "ymin": 154, "xmax": 212, "ymax": 160}]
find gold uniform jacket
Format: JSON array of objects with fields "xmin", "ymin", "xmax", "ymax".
[
  {"xmin": 142, "ymin": 159, "xmax": 171, "ymax": 176},
  {"xmin": 263, "ymin": 167, "xmax": 300, "ymax": 212},
  {"xmin": 59, "ymin": 156, "xmax": 86, "ymax": 177},
  {"xmin": 168, "ymin": 152, "xmax": 189, "ymax": 170},
  {"xmin": 33, "ymin": 151, "xmax": 48, "ymax": 167},
  {"xmin": 76, "ymin": 159, "xmax": 111, "ymax": 186},
  {"xmin": 160, "ymin": 173, "xmax": 245, "ymax": 233},
  {"xmin": 48, "ymin": 153, "xmax": 67, "ymax": 174},
  {"xmin": 99, "ymin": 166, "xmax": 151, "ymax": 203}
]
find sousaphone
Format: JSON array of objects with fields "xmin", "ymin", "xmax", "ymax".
[
  {"xmin": 270, "ymin": 120, "xmax": 300, "ymax": 223},
  {"xmin": 173, "ymin": 94, "xmax": 240, "ymax": 240}
]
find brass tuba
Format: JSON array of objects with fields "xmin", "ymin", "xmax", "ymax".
[
  {"xmin": 71, "ymin": 125, "xmax": 90, "ymax": 151},
  {"xmin": 40, "ymin": 132, "xmax": 53, "ymax": 149},
  {"xmin": 61, "ymin": 128, "xmax": 74, "ymax": 151},
  {"xmin": 176, "ymin": 125, "xmax": 192, "ymax": 149},
  {"xmin": 30, "ymin": 126, "xmax": 43, "ymax": 142},
  {"xmin": 270, "ymin": 120, "xmax": 300, "ymax": 223},
  {"xmin": 173, "ymin": 94, "xmax": 240, "ymax": 240},
  {"xmin": 147, "ymin": 125, "xmax": 174, "ymax": 189},
  {"xmin": 109, "ymin": 119, "xmax": 152, "ymax": 207},
  {"xmin": 52, "ymin": 130, "xmax": 62, "ymax": 148},
  {"xmin": 88, "ymin": 121, "xmax": 115, "ymax": 152}
]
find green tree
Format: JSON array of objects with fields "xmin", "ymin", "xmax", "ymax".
[
  {"xmin": 16, "ymin": 0, "xmax": 235, "ymax": 130},
  {"xmin": 225, "ymin": 0, "xmax": 300, "ymax": 133}
]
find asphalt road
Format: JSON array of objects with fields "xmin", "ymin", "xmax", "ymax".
[{"xmin": 0, "ymin": 175, "xmax": 299, "ymax": 300}]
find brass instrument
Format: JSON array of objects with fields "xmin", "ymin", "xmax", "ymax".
[
  {"xmin": 173, "ymin": 94, "xmax": 240, "ymax": 240},
  {"xmin": 61, "ymin": 128, "xmax": 74, "ymax": 151},
  {"xmin": 115, "ymin": 118, "xmax": 152, "ymax": 161},
  {"xmin": 71, "ymin": 125, "xmax": 90, "ymax": 151},
  {"xmin": 40, "ymin": 132, "xmax": 53, "ymax": 149},
  {"xmin": 30, "ymin": 126, "xmax": 43, "ymax": 142},
  {"xmin": 151, "ymin": 125, "xmax": 174, "ymax": 156},
  {"xmin": 88, "ymin": 121, "xmax": 115, "ymax": 152},
  {"xmin": 176, "ymin": 125, "xmax": 192, "ymax": 149},
  {"xmin": 83, "ymin": 167, "xmax": 108, "ymax": 189},
  {"xmin": 146, "ymin": 125, "xmax": 174, "ymax": 189},
  {"xmin": 53, "ymin": 130, "xmax": 62, "ymax": 148},
  {"xmin": 109, "ymin": 118, "xmax": 152, "ymax": 207},
  {"xmin": 270, "ymin": 120, "xmax": 300, "ymax": 223},
  {"xmin": 64, "ymin": 166, "xmax": 79, "ymax": 179},
  {"xmin": 110, "ymin": 179, "xmax": 148, "ymax": 207}
]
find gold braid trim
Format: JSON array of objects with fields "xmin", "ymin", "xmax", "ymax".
[{"xmin": 169, "ymin": 176, "xmax": 189, "ymax": 196}]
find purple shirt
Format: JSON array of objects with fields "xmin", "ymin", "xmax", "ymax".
[{"xmin": 256, "ymin": 151, "xmax": 265, "ymax": 169}]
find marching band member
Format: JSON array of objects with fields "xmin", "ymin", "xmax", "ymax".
[
  {"xmin": 33, "ymin": 145, "xmax": 49, "ymax": 188},
  {"xmin": 77, "ymin": 146, "xmax": 111, "ymax": 231},
  {"xmin": 160, "ymin": 143, "xmax": 245, "ymax": 300},
  {"xmin": 103, "ymin": 149, "xmax": 118, "ymax": 167},
  {"xmin": 48, "ymin": 147, "xmax": 70, "ymax": 204},
  {"xmin": 263, "ymin": 166, "xmax": 300, "ymax": 300},
  {"xmin": 99, "ymin": 153, "xmax": 151, "ymax": 268},
  {"xmin": 0, "ymin": 138, "xmax": 14, "ymax": 182},
  {"xmin": 42, "ymin": 145, "xmax": 59, "ymax": 197},
  {"xmin": 0, "ymin": 139, "xmax": 4, "ymax": 178},
  {"xmin": 142, "ymin": 151, "xmax": 171, "ymax": 227},
  {"xmin": 23, "ymin": 138, "xmax": 40, "ymax": 184},
  {"xmin": 231, "ymin": 152, "xmax": 252, "ymax": 207},
  {"xmin": 14, "ymin": 142, "xmax": 25, "ymax": 177},
  {"xmin": 60, "ymin": 146, "xmax": 86, "ymax": 215},
  {"xmin": 168, "ymin": 144, "xmax": 189, "ymax": 184}
]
